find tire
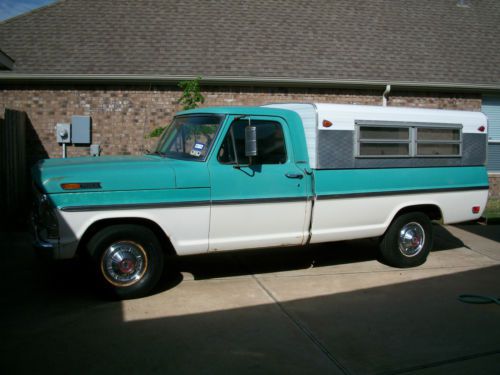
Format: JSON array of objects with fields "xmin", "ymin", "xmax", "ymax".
[
  {"xmin": 87, "ymin": 224, "xmax": 164, "ymax": 299},
  {"xmin": 379, "ymin": 212, "xmax": 433, "ymax": 268}
]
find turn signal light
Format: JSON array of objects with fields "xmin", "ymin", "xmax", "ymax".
[
  {"xmin": 61, "ymin": 182, "xmax": 101, "ymax": 190},
  {"xmin": 323, "ymin": 120, "xmax": 333, "ymax": 128},
  {"xmin": 61, "ymin": 183, "xmax": 81, "ymax": 190},
  {"xmin": 472, "ymin": 206, "xmax": 480, "ymax": 214}
]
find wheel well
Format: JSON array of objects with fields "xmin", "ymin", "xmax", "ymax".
[
  {"xmin": 394, "ymin": 204, "xmax": 442, "ymax": 222},
  {"xmin": 77, "ymin": 218, "xmax": 177, "ymax": 258}
]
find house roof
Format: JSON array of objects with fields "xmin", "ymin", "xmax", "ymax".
[
  {"xmin": 0, "ymin": 0, "xmax": 499, "ymax": 90},
  {"xmin": 0, "ymin": 48, "xmax": 14, "ymax": 70}
]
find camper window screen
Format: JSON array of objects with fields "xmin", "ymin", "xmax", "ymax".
[
  {"xmin": 416, "ymin": 128, "xmax": 461, "ymax": 156},
  {"xmin": 358, "ymin": 126, "xmax": 411, "ymax": 157},
  {"xmin": 357, "ymin": 124, "xmax": 462, "ymax": 158}
]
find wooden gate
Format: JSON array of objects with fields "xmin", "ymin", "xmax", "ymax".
[{"xmin": 0, "ymin": 109, "xmax": 28, "ymax": 230}]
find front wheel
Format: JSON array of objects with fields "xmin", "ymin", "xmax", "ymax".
[
  {"xmin": 87, "ymin": 224, "xmax": 164, "ymax": 299},
  {"xmin": 379, "ymin": 212, "xmax": 433, "ymax": 268}
]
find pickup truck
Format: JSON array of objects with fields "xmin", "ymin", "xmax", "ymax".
[{"xmin": 32, "ymin": 103, "xmax": 489, "ymax": 298}]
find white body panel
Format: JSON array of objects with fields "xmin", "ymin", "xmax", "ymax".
[
  {"xmin": 311, "ymin": 190, "xmax": 487, "ymax": 244},
  {"xmin": 209, "ymin": 201, "xmax": 310, "ymax": 252},
  {"xmin": 264, "ymin": 103, "xmax": 318, "ymax": 167},
  {"xmin": 56, "ymin": 206, "xmax": 210, "ymax": 259},
  {"xmin": 314, "ymin": 103, "xmax": 487, "ymax": 133}
]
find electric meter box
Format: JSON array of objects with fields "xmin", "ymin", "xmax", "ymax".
[
  {"xmin": 71, "ymin": 115, "xmax": 91, "ymax": 144},
  {"xmin": 56, "ymin": 123, "xmax": 71, "ymax": 143}
]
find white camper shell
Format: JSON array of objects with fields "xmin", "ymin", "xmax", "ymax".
[{"xmin": 265, "ymin": 103, "xmax": 488, "ymax": 169}]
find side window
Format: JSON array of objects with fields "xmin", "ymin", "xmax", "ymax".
[
  {"xmin": 416, "ymin": 128, "xmax": 461, "ymax": 156},
  {"xmin": 358, "ymin": 126, "xmax": 410, "ymax": 157},
  {"xmin": 218, "ymin": 119, "xmax": 287, "ymax": 165},
  {"xmin": 356, "ymin": 123, "xmax": 462, "ymax": 158}
]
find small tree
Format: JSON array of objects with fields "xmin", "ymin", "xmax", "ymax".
[
  {"xmin": 148, "ymin": 76, "xmax": 205, "ymax": 137},
  {"xmin": 178, "ymin": 76, "xmax": 205, "ymax": 110}
]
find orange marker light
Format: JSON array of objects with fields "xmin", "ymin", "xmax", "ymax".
[
  {"xmin": 323, "ymin": 120, "xmax": 333, "ymax": 128},
  {"xmin": 61, "ymin": 183, "xmax": 81, "ymax": 190}
]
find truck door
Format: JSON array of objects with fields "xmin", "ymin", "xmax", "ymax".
[{"xmin": 208, "ymin": 115, "xmax": 310, "ymax": 251}]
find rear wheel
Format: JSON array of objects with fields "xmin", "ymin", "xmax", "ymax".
[
  {"xmin": 379, "ymin": 212, "xmax": 433, "ymax": 268},
  {"xmin": 87, "ymin": 224, "xmax": 164, "ymax": 299}
]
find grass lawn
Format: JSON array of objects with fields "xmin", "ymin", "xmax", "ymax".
[{"xmin": 484, "ymin": 198, "xmax": 500, "ymax": 221}]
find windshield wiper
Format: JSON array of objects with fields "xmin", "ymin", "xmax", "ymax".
[{"xmin": 148, "ymin": 151, "xmax": 166, "ymax": 157}]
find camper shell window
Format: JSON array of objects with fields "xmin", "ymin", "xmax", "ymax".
[
  {"xmin": 415, "ymin": 128, "xmax": 462, "ymax": 157},
  {"xmin": 356, "ymin": 121, "xmax": 462, "ymax": 158}
]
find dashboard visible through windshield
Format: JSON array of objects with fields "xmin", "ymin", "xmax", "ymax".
[{"xmin": 154, "ymin": 115, "xmax": 224, "ymax": 161}]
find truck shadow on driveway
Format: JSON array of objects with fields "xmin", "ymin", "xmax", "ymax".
[
  {"xmin": 169, "ymin": 224, "xmax": 465, "ymax": 282},
  {"xmin": 454, "ymin": 221, "xmax": 500, "ymax": 243},
  {"xmin": 0, "ymin": 222, "xmax": 466, "ymax": 302}
]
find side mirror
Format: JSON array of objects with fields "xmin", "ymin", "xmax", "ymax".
[{"xmin": 245, "ymin": 125, "xmax": 258, "ymax": 157}]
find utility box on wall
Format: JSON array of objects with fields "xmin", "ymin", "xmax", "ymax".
[
  {"xmin": 71, "ymin": 115, "xmax": 91, "ymax": 144},
  {"xmin": 56, "ymin": 123, "xmax": 71, "ymax": 143}
]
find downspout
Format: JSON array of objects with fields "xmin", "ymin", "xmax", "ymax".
[{"xmin": 382, "ymin": 84, "xmax": 391, "ymax": 106}]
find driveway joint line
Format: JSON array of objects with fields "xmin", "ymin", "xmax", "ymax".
[
  {"xmin": 249, "ymin": 264, "xmax": 497, "ymax": 279},
  {"xmin": 251, "ymin": 273, "xmax": 352, "ymax": 375}
]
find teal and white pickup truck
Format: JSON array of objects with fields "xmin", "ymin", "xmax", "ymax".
[{"xmin": 32, "ymin": 103, "xmax": 489, "ymax": 298}]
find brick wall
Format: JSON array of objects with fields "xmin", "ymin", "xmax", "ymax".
[
  {"xmin": 489, "ymin": 174, "xmax": 500, "ymax": 199},
  {"xmin": 0, "ymin": 85, "xmax": 482, "ymax": 163}
]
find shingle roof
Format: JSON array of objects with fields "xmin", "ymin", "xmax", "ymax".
[{"xmin": 0, "ymin": 0, "xmax": 499, "ymax": 87}]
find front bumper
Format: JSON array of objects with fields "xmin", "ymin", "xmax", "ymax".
[{"xmin": 31, "ymin": 215, "xmax": 58, "ymax": 259}]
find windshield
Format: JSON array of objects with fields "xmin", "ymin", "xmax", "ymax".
[{"xmin": 155, "ymin": 115, "xmax": 224, "ymax": 161}]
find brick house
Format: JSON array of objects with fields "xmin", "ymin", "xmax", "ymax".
[{"xmin": 0, "ymin": 0, "xmax": 499, "ymax": 197}]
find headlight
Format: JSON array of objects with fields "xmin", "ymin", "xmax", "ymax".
[
  {"xmin": 33, "ymin": 190, "xmax": 59, "ymax": 240},
  {"xmin": 40, "ymin": 195, "xmax": 59, "ymax": 239}
]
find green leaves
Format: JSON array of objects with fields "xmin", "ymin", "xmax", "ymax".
[
  {"xmin": 178, "ymin": 76, "xmax": 205, "ymax": 110},
  {"xmin": 148, "ymin": 76, "xmax": 205, "ymax": 138}
]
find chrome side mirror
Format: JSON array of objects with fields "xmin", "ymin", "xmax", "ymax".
[{"xmin": 245, "ymin": 125, "xmax": 258, "ymax": 157}]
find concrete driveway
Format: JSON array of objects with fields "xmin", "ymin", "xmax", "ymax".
[{"xmin": 1, "ymin": 224, "xmax": 499, "ymax": 374}]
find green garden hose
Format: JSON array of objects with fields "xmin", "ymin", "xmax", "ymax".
[{"xmin": 458, "ymin": 294, "xmax": 500, "ymax": 304}]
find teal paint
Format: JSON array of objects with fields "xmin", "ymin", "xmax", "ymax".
[
  {"xmin": 207, "ymin": 114, "xmax": 311, "ymax": 201},
  {"xmin": 314, "ymin": 166, "xmax": 489, "ymax": 197},
  {"xmin": 52, "ymin": 187, "xmax": 210, "ymax": 210},
  {"xmin": 34, "ymin": 155, "xmax": 211, "ymax": 194}
]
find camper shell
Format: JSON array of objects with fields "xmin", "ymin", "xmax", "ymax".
[{"xmin": 264, "ymin": 103, "xmax": 488, "ymax": 170}]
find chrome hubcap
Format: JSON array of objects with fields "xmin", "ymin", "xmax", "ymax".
[
  {"xmin": 399, "ymin": 222, "xmax": 425, "ymax": 257},
  {"xmin": 100, "ymin": 241, "xmax": 148, "ymax": 287}
]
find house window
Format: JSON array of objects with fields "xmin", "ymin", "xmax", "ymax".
[
  {"xmin": 356, "ymin": 122, "xmax": 462, "ymax": 158},
  {"xmin": 482, "ymin": 95, "xmax": 500, "ymax": 172}
]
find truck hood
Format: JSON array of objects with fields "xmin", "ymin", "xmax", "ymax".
[{"xmin": 33, "ymin": 155, "xmax": 209, "ymax": 193}]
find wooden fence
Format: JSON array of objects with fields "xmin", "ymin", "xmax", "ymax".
[{"xmin": 0, "ymin": 109, "xmax": 28, "ymax": 230}]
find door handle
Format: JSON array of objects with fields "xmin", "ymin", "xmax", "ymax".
[{"xmin": 285, "ymin": 173, "xmax": 303, "ymax": 179}]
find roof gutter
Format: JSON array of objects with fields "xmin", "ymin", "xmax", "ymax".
[{"xmin": 0, "ymin": 73, "xmax": 499, "ymax": 93}]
